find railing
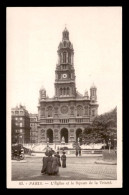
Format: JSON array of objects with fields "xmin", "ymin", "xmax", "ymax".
[
  {"xmin": 60, "ymin": 119, "xmax": 69, "ymax": 123},
  {"xmin": 40, "ymin": 117, "xmax": 90, "ymax": 124},
  {"xmin": 75, "ymin": 118, "xmax": 83, "ymax": 123},
  {"xmin": 61, "ymin": 150, "xmax": 102, "ymax": 155},
  {"xmin": 46, "ymin": 119, "xmax": 53, "ymax": 123},
  {"xmin": 30, "ymin": 149, "xmax": 103, "ymax": 155}
]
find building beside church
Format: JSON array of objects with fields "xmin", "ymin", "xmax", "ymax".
[
  {"xmin": 29, "ymin": 114, "xmax": 39, "ymax": 143},
  {"xmin": 38, "ymin": 28, "xmax": 99, "ymax": 144},
  {"xmin": 11, "ymin": 105, "xmax": 30, "ymax": 144}
]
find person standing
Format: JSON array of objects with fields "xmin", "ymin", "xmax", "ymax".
[
  {"xmin": 52, "ymin": 153, "xmax": 59, "ymax": 175},
  {"xmin": 46, "ymin": 152, "xmax": 53, "ymax": 175},
  {"xmin": 56, "ymin": 151, "xmax": 61, "ymax": 167},
  {"xmin": 41, "ymin": 152, "xmax": 48, "ymax": 174},
  {"xmin": 76, "ymin": 149, "xmax": 78, "ymax": 157},
  {"xmin": 79, "ymin": 147, "xmax": 81, "ymax": 156},
  {"xmin": 61, "ymin": 152, "xmax": 66, "ymax": 168}
]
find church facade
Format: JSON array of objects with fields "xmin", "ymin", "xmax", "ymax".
[{"xmin": 38, "ymin": 28, "xmax": 99, "ymax": 144}]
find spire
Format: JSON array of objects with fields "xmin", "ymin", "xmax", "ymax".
[
  {"xmin": 90, "ymin": 83, "xmax": 97, "ymax": 102},
  {"xmin": 40, "ymin": 85, "xmax": 46, "ymax": 91},
  {"xmin": 55, "ymin": 28, "xmax": 76, "ymax": 98},
  {"xmin": 90, "ymin": 82, "xmax": 97, "ymax": 89},
  {"xmin": 62, "ymin": 27, "xmax": 69, "ymax": 41},
  {"xmin": 39, "ymin": 85, "xmax": 46, "ymax": 99}
]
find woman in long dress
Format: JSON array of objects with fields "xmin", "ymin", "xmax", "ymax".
[
  {"xmin": 52, "ymin": 154, "xmax": 59, "ymax": 175},
  {"xmin": 61, "ymin": 152, "xmax": 66, "ymax": 168},
  {"xmin": 47, "ymin": 152, "xmax": 53, "ymax": 175},
  {"xmin": 41, "ymin": 152, "xmax": 48, "ymax": 174},
  {"xmin": 56, "ymin": 152, "xmax": 61, "ymax": 167}
]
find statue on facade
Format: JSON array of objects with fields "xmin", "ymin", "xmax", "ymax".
[
  {"xmin": 47, "ymin": 137, "xmax": 49, "ymax": 143},
  {"xmin": 61, "ymin": 136, "xmax": 65, "ymax": 143}
]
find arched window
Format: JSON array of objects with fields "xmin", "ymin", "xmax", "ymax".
[
  {"xmin": 63, "ymin": 52, "xmax": 67, "ymax": 63},
  {"xmin": 47, "ymin": 129, "xmax": 53, "ymax": 143},
  {"xmin": 68, "ymin": 53, "xmax": 71, "ymax": 63},
  {"xmin": 70, "ymin": 106, "xmax": 74, "ymax": 115},
  {"xmin": 77, "ymin": 105, "xmax": 83, "ymax": 116},
  {"xmin": 84, "ymin": 106, "xmax": 88, "ymax": 115},
  {"xmin": 47, "ymin": 106, "xmax": 53, "ymax": 117},
  {"xmin": 64, "ymin": 41, "xmax": 66, "ymax": 47}
]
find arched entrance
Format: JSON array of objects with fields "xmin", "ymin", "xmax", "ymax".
[
  {"xmin": 47, "ymin": 129, "xmax": 53, "ymax": 143},
  {"xmin": 60, "ymin": 128, "xmax": 68, "ymax": 143},
  {"xmin": 76, "ymin": 129, "xmax": 82, "ymax": 142}
]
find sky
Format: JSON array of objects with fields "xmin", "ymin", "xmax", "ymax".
[{"xmin": 7, "ymin": 7, "xmax": 122, "ymax": 115}]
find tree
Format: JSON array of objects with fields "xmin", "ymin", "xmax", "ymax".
[
  {"xmin": 81, "ymin": 107, "xmax": 117, "ymax": 147},
  {"xmin": 93, "ymin": 107, "xmax": 117, "ymax": 146},
  {"xmin": 81, "ymin": 125, "xmax": 104, "ymax": 145}
]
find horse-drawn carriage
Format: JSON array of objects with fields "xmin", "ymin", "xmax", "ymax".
[{"xmin": 12, "ymin": 144, "xmax": 24, "ymax": 160}]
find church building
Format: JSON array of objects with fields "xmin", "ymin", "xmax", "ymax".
[{"xmin": 38, "ymin": 28, "xmax": 99, "ymax": 144}]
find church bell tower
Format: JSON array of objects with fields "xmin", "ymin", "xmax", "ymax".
[{"xmin": 54, "ymin": 28, "xmax": 76, "ymax": 98}]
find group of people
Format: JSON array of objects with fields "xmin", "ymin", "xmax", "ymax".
[{"xmin": 41, "ymin": 151, "xmax": 66, "ymax": 176}]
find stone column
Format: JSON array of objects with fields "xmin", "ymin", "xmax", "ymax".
[
  {"xmin": 53, "ymin": 129, "xmax": 59, "ymax": 143},
  {"xmin": 69, "ymin": 129, "xmax": 75, "ymax": 142}
]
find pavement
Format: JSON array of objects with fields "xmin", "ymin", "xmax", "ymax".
[
  {"xmin": 12, "ymin": 160, "xmax": 27, "ymax": 163},
  {"xmin": 26, "ymin": 153, "xmax": 103, "ymax": 157},
  {"xmin": 12, "ymin": 156, "xmax": 117, "ymax": 180},
  {"xmin": 95, "ymin": 160, "xmax": 117, "ymax": 165},
  {"xmin": 12, "ymin": 158, "xmax": 116, "ymax": 165},
  {"xmin": 12, "ymin": 154, "xmax": 117, "ymax": 165}
]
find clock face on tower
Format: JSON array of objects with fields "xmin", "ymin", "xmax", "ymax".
[{"xmin": 62, "ymin": 73, "xmax": 67, "ymax": 78}]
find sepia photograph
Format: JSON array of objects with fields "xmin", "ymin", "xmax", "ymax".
[{"xmin": 7, "ymin": 7, "xmax": 122, "ymax": 188}]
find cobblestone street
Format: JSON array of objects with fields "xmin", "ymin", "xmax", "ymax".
[{"xmin": 12, "ymin": 156, "xmax": 117, "ymax": 180}]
